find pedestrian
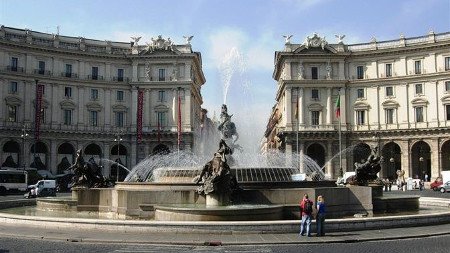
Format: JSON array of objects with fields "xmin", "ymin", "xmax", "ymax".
[
  {"xmin": 299, "ymin": 193, "xmax": 313, "ymax": 237},
  {"xmin": 419, "ymin": 180, "xmax": 424, "ymax": 191},
  {"xmin": 316, "ymin": 195, "xmax": 326, "ymax": 237},
  {"xmin": 424, "ymin": 173, "xmax": 429, "ymax": 182}
]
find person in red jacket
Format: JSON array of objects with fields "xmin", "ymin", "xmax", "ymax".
[{"xmin": 299, "ymin": 193, "xmax": 314, "ymax": 237}]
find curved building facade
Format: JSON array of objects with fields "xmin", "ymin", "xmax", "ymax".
[
  {"xmin": 0, "ymin": 26, "xmax": 207, "ymax": 180},
  {"xmin": 264, "ymin": 31, "xmax": 450, "ymax": 181}
]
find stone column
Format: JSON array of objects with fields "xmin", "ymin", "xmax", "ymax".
[
  {"xmin": 105, "ymin": 63, "xmax": 111, "ymax": 81},
  {"xmin": 285, "ymin": 87, "xmax": 292, "ymax": 130},
  {"xmin": 24, "ymin": 81, "xmax": 32, "ymax": 124},
  {"xmin": 184, "ymin": 88, "xmax": 191, "ymax": 130},
  {"xmin": 430, "ymin": 139, "xmax": 440, "ymax": 179},
  {"xmin": 104, "ymin": 89, "xmax": 111, "ymax": 129},
  {"xmin": 132, "ymin": 63, "xmax": 138, "ymax": 82},
  {"xmin": 298, "ymin": 88, "xmax": 304, "ymax": 127},
  {"xmin": 326, "ymin": 88, "xmax": 332, "ymax": 125},
  {"xmin": 51, "ymin": 83, "xmax": 59, "ymax": 127},
  {"xmin": 399, "ymin": 140, "xmax": 411, "ymax": 178},
  {"xmin": 77, "ymin": 87, "xmax": 85, "ymax": 127},
  {"xmin": 130, "ymin": 87, "xmax": 138, "ymax": 131},
  {"xmin": 26, "ymin": 54, "xmax": 33, "ymax": 74},
  {"xmin": 143, "ymin": 89, "xmax": 150, "ymax": 128},
  {"xmin": 50, "ymin": 140, "xmax": 57, "ymax": 175},
  {"xmin": 103, "ymin": 143, "xmax": 110, "ymax": 177},
  {"xmin": 339, "ymin": 60, "xmax": 345, "ymax": 79}
]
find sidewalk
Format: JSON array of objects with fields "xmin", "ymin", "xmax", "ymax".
[{"xmin": 1, "ymin": 222, "xmax": 449, "ymax": 245}]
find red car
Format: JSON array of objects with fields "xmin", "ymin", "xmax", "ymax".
[{"xmin": 431, "ymin": 178, "xmax": 443, "ymax": 191}]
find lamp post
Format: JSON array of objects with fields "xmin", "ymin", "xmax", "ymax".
[
  {"xmin": 21, "ymin": 126, "xmax": 29, "ymax": 171},
  {"xmin": 389, "ymin": 157, "xmax": 395, "ymax": 179},
  {"xmin": 114, "ymin": 133, "xmax": 123, "ymax": 182}
]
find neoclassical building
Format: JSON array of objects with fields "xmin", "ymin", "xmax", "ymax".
[
  {"xmin": 263, "ymin": 31, "xmax": 450, "ymax": 180},
  {"xmin": 0, "ymin": 26, "xmax": 208, "ymax": 180}
]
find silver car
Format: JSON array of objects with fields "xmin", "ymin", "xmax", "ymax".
[{"xmin": 438, "ymin": 181, "xmax": 450, "ymax": 193}]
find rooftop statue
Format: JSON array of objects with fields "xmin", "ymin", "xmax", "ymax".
[{"xmin": 68, "ymin": 149, "xmax": 108, "ymax": 188}]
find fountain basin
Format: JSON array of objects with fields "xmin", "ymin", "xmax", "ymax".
[
  {"xmin": 36, "ymin": 198, "xmax": 78, "ymax": 211},
  {"xmin": 154, "ymin": 204, "xmax": 284, "ymax": 221}
]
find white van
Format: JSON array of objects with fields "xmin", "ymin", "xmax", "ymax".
[
  {"xmin": 24, "ymin": 179, "xmax": 56, "ymax": 198},
  {"xmin": 0, "ymin": 169, "xmax": 28, "ymax": 195}
]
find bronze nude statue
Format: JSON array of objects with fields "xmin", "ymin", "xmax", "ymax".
[
  {"xmin": 347, "ymin": 146, "xmax": 382, "ymax": 186},
  {"xmin": 68, "ymin": 149, "xmax": 108, "ymax": 188},
  {"xmin": 195, "ymin": 139, "xmax": 238, "ymax": 195}
]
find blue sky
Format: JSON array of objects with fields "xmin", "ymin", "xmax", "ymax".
[{"xmin": 1, "ymin": 0, "xmax": 449, "ymax": 148}]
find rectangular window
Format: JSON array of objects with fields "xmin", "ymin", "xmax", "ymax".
[
  {"xmin": 89, "ymin": 111, "xmax": 98, "ymax": 126},
  {"xmin": 92, "ymin": 67, "xmax": 98, "ymax": 80},
  {"xmin": 385, "ymin": 63, "xmax": 392, "ymax": 77},
  {"xmin": 65, "ymin": 64, "xmax": 72, "ymax": 77},
  {"xmin": 157, "ymin": 112, "xmax": 167, "ymax": 127},
  {"xmin": 414, "ymin": 60, "xmax": 421, "ymax": 74},
  {"xmin": 311, "ymin": 67, "xmax": 318, "ymax": 79},
  {"xmin": 11, "ymin": 57, "xmax": 18, "ymax": 71},
  {"xmin": 446, "ymin": 105, "xmax": 450, "ymax": 121},
  {"xmin": 386, "ymin": 86, "xmax": 394, "ymax": 97},
  {"xmin": 9, "ymin": 81, "xmax": 18, "ymax": 94},
  {"xmin": 117, "ymin": 69, "xmax": 124, "ymax": 82},
  {"xmin": 356, "ymin": 110, "xmax": 365, "ymax": 125},
  {"xmin": 311, "ymin": 111, "xmax": 320, "ymax": 126},
  {"xmin": 91, "ymin": 89, "xmax": 98, "ymax": 100},
  {"xmin": 385, "ymin": 109, "xmax": 394, "ymax": 124},
  {"xmin": 415, "ymin": 107, "xmax": 424, "ymax": 122},
  {"xmin": 115, "ymin": 112, "xmax": 124, "ymax": 127},
  {"xmin": 445, "ymin": 57, "xmax": 450, "ymax": 71},
  {"xmin": 63, "ymin": 110, "xmax": 72, "ymax": 125},
  {"xmin": 159, "ymin": 69, "xmax": 166, "ymax": 81},
  {"xmin": 415, "ymin": 83, "xmax": 423, "ymax": 95},
  {"xmin": 64, "ymin": 87, "xmax": 72, "ymax": 98},
  {"xmin": 7, "ymin": 105, "xmax": 17, "ymax": 122},
  {"xmin": 311, "ymin": 89, "xmax": 319, "ymax": 100},
  {"xmin": 446, "ymin": 81, "xmax": 450, "ymax": 91},
  {"xmin": 357, "ymin": 88, "xmax": 365, "ymax": 99},
  {"xmin": 38, "ymin": 61, "xmax": 45, "ymax": 74},
  {"xmin": 357, "ymin": 66, "xmax": 364, "ymax": 79},
  {"xmin": 158, "ymin": 90, "xmax": 166, "ymax": 102},
  {"xmin": 116, "ymin": 90, "xmax": 124, "ymax": 101}
]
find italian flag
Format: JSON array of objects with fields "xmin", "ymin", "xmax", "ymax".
[{"xmin": 335, "ymin": 95, "xmax": 341, "ymax": 118}]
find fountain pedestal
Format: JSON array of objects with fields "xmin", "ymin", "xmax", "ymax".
[{"xmin": 206, "ymin": 193, "xmax": 229, "ymax": 206}]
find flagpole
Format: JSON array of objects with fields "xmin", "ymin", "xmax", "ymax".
[{"xmin": 337, "ymin": 89, "xmax": 343, "ymax": 177}]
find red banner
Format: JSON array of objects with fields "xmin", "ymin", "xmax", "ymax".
[
  {"xmin": 34, "ymin": 84, "xmax": 44, "ymax": 140},
  {"xmin": 177, "ymin": 91, "xmax": 182, "ymax": 148},
  {"xmin": 136, "ymin": 89, "xmax": 144, "ymax": 143}
]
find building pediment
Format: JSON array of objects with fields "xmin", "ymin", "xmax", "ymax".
[
  {"xmin": 354, "ymin": 101, "xmax": 371, "ymax": 110},
  {"xmin": 60, "ymin": 100, "xmax": 76, "ymax": 109},
  {"xmin": 139, "ymin": 35, "xmax": 181, "ymax": 55},
  {"xmin": 441, "ymin": 95, "xmax": 450, "ymax": 104},
  {"xmin": 411, "ymin": 97, "xmax": 429, "ymax": 106},
  {"xmin": 112, "ymin": 104, "xmax": 127, "ymax": 112},
  {"xmin": 4, "ymin": 96, "xmax": 22, "ymax": 106},
  {"xmin": 154, "ymin": 104, "xmax": 169, "ymax": 112},
  {"xmin": 293, "ymin": 33, "xmax": 337, "ymax": 54},
  {"xmin": 86, "ymin": 102, "xmax": 102, "ymax": 111},
  {"xmin": 382, "ymin": 100, "xmax": 399, "ymax": 109},
  {"xmin": 307, "ymin": 103, "xmax": 324, "ymax": 111}
]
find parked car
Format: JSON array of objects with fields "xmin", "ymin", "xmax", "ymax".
[
  {"xmin": 431, "ymin": 178, "xmax": 443, "ymax": 191},
  {"xmin": 437, "ymin": 181, "xmax": 450, "ymax": 193},
  {"xmin": 24, "ymin": 179, "xmax": 57, "ymax": 198}
]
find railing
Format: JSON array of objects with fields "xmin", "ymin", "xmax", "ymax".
[
  {"xmin": 113, "ymin": 76, "xmax": 129, "ymax": 82},
  {"xmin": 6, "ymin": 66, "xmax": 24, "ymax": 72},
  {"xmin": 60, "ymin": 72, "xmax": 78, "ymax": 78},
  {"xmin": 33, "ymin": 69, "xmax": 52, "ymax": 76},
  {"xmin": 87, "ymin": 75, "xmax": 104, "ymax": 80}
]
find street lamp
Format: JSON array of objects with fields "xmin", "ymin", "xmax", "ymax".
[
  {"xmin": 114, "ymin": 133, "xmax": 123, "ymax": 182},
  {"xmin": 21, "ymin": 126, "xmax": 29, "ymax": 171},
  {"xmin": 389, "ymin": 157, "xmax": 395, "ymax": 179}
]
